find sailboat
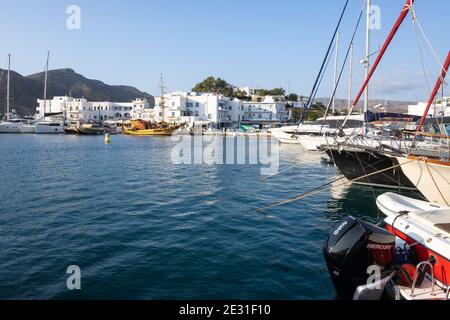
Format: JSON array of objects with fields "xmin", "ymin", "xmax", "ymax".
[
  {"xmin": 0, "ymin": 54, "xmax": 31, "ymax": 133},
  {"xmin": 32, "ymin": 52, "xmax": 65, "ymax": 134},
  {"xmin": 272, "ymin": 1, "xmax": 369, "ymax": 150},
  {"xmin": 392, "ymin": 52, "xmax": 450, "ymax": 207},
  {"xmin": 321, "ymin": 0, "xmax": 422, "ymax": 189},
  {"xmin": 324, "ymin": 0, "xmax": 450, "ymax": 300}
]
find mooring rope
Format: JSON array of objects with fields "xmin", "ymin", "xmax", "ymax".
[{"xmin": 256, "ymin": 159, "xmax": 415, "ymax": 212}]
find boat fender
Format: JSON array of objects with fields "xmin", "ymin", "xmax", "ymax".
[{"xmin": 394, "ymin": 264, "xmax": 425, "ymax": 288}]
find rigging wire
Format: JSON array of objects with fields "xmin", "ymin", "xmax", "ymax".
[
  {"xmin": 300, "ymin": 0, "xmax": 350, "ymax": 127},
  {"xmin": 321, "ymin": 0, "xmax": 366, "ymax": 131}
]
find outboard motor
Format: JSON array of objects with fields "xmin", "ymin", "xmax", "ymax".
[{"xmin": 323, "ymin": 216, "xmax": 396, "ymax": 299}]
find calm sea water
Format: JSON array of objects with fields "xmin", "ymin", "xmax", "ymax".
[{"xmin": 0, "ymin": 134, "xmax": 384, "ymax": 300}]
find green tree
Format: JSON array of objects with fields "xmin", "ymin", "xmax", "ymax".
[
  {"xmin": 234, "ymin": 89, "xmax": 251, "ymax": 101},
  {"xmin": 192, "ymin": 77, "xmax": 234, "ymax": 97},
  {"xmin": 286, "ymin": 93, "xmax": 298, "ymax": 101},
  {"xmin": 255, "ymin": 88, "xmax": 286, "ymax": 96}
]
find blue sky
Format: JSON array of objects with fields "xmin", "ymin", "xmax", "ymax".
[{"xmin": 1, "ymin": 0, "xmax": 449, "ymax": 101}]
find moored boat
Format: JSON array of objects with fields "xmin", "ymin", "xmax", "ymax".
[
  {"xmin": 123, "ymin": 126, "xmax": 177, "ymax": 136},
  {"xmin": 76, "ymin": 123, "xmax": 105, "ymax": 135},
  {"xmin": 123, "ymin": 119, "xmax": 179, "ymax": 136}
]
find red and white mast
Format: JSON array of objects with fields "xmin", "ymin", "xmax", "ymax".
[
  {"xmin": 416, "ymin": 51, "xmax": 450, "ymax": 132},
  {"xmin": 342, "ymin": 0, "xmax": 414, "ymax": 127}
]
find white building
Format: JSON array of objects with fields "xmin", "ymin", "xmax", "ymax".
[
  {"xmin": 37, "ymin": 96, "xmax": 151, "ymax": 123},
  {"xmin": 132, "ymin": 91, "xmax": 289, "ymax": 128},
  {"xmin": 408, "ymin": 97, "xmax": 450, "ymax": 117},
  {"xmin": 145, "ymin": 92, "xmax": 244, "ymax": 128},
  {"xmin": 241, "ymin": 96, "xmax": 289, "ymax": 123}
]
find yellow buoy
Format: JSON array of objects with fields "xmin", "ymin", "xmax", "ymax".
[{"xmin": 104, "ymin": 133, "xmax": 111, "ymax": 144}]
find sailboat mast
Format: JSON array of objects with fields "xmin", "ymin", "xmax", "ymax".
[
  {"xmin": 348, "ymin": 44, "xmax": 353, "ymax": 111},
  {"xmin": 341, "ymin": 0, "xmax": 414, "ymax": 128},
  {"xmin": 333, "ymin": 32, "xmax": 340, "ymax": 115},
  {"xmin": 43, "ymin": 51, "xmax": 49, "ymax": 119},
  {"xmin": 6, "ymin": 54, "xmax": 11, "ymax": 120},
  {"xmin": 159, "ymin": 74, "xmax": 166, "ymax": 123},
  {"xmin": 416, "ymin": 51, "xmax": 450, "ymax": 132},
  {"xmin": 364, "ymin": 0, "xmax": 371, "ymax": 117}
]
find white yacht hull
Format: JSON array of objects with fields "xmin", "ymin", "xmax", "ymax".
[
  {"xmin": 0, "ymin": 122, "xmax": 22, "ymax": 133},
  {"xmin": 396, "ymin": 156, "xmax": 450, "ymax": 207},
  {"xmin": 20, "ymin": 125, "xmax": 36, "ymax": 133},
  {"xmin": 297, "ymin": 135, "xmax": 336, "ymax": 151},
  {"xmin": 34, "ymin": 123, "xmax": 65, "ymax": 134},
  {"xmin": 269, "ymin": 127, "xmax": 301, "ymax": 144}
]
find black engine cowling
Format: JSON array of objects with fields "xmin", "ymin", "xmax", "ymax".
[{"xmin": 323, "ymin": 216, "xmax": 396, "ymax": 299}]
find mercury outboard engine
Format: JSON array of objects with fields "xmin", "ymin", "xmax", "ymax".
[{"xmin": 323, "ymin": 216, "xmax": 396, "ymax": 299}]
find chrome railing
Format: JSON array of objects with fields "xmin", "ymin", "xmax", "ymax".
[{"xmin": 411, "ymin": 261, "xmax": 436, "ymax": 298}]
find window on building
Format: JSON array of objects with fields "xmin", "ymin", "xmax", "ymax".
[{"xmin": 196, "ymin": 102, "xmax": 200, "ymax": 108}]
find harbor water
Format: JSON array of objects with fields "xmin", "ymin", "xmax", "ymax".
[{"xmin": 0, "ymin": 135, "xmax": 384, "ymax": 299}]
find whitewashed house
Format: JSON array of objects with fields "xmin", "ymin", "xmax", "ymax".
[
  {"xmin": 407, "ymin": 97, "xmax": 450, "ymax": 117},
  {"xmin": 37, "ymin": 96, "xmax": 151, "ymax": 123}
]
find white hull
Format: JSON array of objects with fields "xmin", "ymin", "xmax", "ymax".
[
  {"xmin": 396, "ymin": 156, "xmax": 450, "ymax": 207},
  {"xmin": 0, "ymin": 122, "xmax": 22, "ymax": 133},
  {"xmin": 34, "ymin": 123, "xmax": 65, "ymax": 134},
  {"xmin": 376, "ymin": 192, "xmax": 450, "ymax": 299},
  {"xmin": 269, "ymin": 126, "xmax": 301, "ymax": 144},
  {"xmin": 297, "ymin": 135, "xmax": 335, "ymax": 151},
  {"xmin": 20, "ymin": 125, "xmax": 36, "ymax": 133}
]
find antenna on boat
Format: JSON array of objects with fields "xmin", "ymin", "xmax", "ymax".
[
  {"xmin": 43, "ymin": 51, "xmax": 49, "ymax": 120},
  {"xmin": 6, "ymin": 54, "xmax": 10, "ymax": 120}
]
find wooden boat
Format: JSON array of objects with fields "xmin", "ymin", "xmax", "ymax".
[
  {"xmin": 76, "ymin": 124, "xmax": 104, "ymax": 135},
  {"xmin": 64, "ymin": 126, "xmax": 79, "ymax": 134},
  {"xmin": 123, "ymin": 120, "xmax": 179, "ymax": 136},
  {"xmin": 123, "ymin": 126, "xmax": 177, "ymax": 136}
]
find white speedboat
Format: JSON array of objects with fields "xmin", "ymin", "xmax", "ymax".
[
  {"xmin": 323, "ymin": 192, "xmax": 450, "ymax": 300},
  {"xmin": 376, "ymin": 192, "xmax": 450, "ymax": 300}
]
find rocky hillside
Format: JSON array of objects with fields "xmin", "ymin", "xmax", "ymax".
[{"xmin": 0, "ymin": 68, "xmax": 154, "ymax": 116}]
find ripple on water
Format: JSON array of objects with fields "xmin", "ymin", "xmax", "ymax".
[{"xmin": 0, "ymin": 135, "xmax": 380, "ymax": 299}]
